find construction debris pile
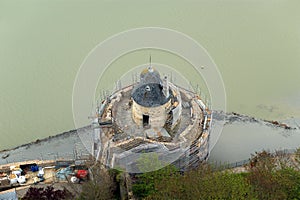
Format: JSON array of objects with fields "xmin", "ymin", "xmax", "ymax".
[{"xmin": 0, "ymin": 160, "xmax": 89, "ymax": 192}]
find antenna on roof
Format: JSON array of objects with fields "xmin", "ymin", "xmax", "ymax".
[{"xmin": 148, "ymin": 54, "xmax": 153, "ymax": 72}]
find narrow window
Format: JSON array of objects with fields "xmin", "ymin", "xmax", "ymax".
[{"xmin": 142, "ymin": 114, "xmax": 149, "ymax": 127}]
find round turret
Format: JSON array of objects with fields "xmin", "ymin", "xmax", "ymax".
[{"xmin": 131, "ymin": 66, "xmax": 172, "ymax": 127}]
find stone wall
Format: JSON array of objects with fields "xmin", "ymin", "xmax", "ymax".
[{"xmin": 132, "ymin": 99, "xmax": 172, "ymax": 128}]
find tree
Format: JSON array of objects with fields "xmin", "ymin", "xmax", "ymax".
[
  {"xmin": 148, "ymin": 163, "xmax": 255, "ymax": 200},
  {"xmin": 78, "ymin": 162, "xmax": 118, "ymax": 200},
  {"xmin": 247, "ymin": 150, "xmax": 300, "ymax": 200},
  {"xmin": 22, "ymin": 186, "xmax": 71, "ymax": 200},
  {"xmin": 274, "ymin": 167, "xmax": 300, "ymax": 199},
  {"xmin": 132, "ymin": 152, "xmax": 178, "ymax": 199}
]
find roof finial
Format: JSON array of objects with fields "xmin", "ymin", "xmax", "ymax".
[{"xmin": 148, "ymin": 54, "xmax": 153, "ymax": 72}]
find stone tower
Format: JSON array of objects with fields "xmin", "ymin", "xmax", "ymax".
[{"xmin": 131, "ymin": 66, "xmax": 172, "ymax": 128}]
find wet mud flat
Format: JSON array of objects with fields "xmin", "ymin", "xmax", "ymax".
[
  {"xmin": 1, "ymin": 112, "xmax": 300, "ymax": 165},
  {"xmin": 0, "ymin": 127, "xmax": 91, "ymax": 165},
  {"xmin": 209, "ymin": 111, "xmax": 300, "ymax": 163}
]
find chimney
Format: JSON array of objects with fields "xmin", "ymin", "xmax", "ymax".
[{"xmin": 162, "ymin": 75, "xmax": 169, "ymax": 98}]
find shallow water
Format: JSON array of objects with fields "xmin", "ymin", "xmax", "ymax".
[
  {"xmin": 209, "ymin": 119, "xmax": 300, "ymax": 163},
  {"xmin": 1, "ymin": 1, "xmax": 300, "ymax": 159}
]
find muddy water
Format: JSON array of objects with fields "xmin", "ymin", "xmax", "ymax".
[
  {"xmin": 209, "ymin": 112, "xmax": 300, "ymax": 163},
  {"xmin": 1, "ymin": 1, "xmax": 300, "ymax": 162}
]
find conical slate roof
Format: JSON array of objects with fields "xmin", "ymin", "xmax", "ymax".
[{"xmin": 132, "ymin": 66, "xmax": 171, "ymax": 107}]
